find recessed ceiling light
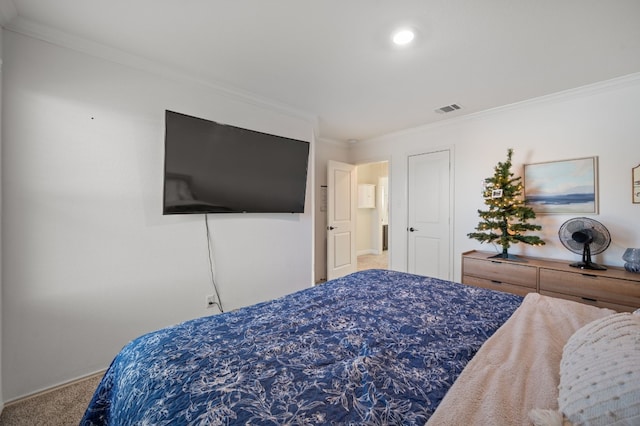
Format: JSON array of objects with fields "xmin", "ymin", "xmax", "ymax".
[{"xmin": 392, "ymin": 29, "xmax": 415, "ymax": 46}]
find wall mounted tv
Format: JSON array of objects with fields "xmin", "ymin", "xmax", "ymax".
[{"xmin": 163, "ymin": 110, "xmax": 310, "ymax": 214}]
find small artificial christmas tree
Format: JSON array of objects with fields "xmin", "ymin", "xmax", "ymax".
[{"xmin": 467, "ymin": 148, "xmax": 545, "ymax": 260}]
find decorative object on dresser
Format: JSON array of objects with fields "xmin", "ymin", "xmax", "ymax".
[
  {"xmin": 461, "ymin": 250, "xmax": 640, "ymax": 312},
  {"xmin": 467, "ymin": 149, "xmax": 545, "ymax": 261},
  {"xmin": 623, "ymin": 248, "xmax": 640, "ymax": 273},
  {"xmin": 558, "ymin": 217, "xmax": 611, "ymax": 270}
]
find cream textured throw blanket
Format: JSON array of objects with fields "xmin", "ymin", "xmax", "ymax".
[{"xmin": 427, "ymin": 293, "xmax": 614, "ymax": 426}]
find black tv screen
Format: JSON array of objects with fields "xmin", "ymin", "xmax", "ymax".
[{"xmin": 163, "ymin": 110, "xmax": 310, "ymax": 214}]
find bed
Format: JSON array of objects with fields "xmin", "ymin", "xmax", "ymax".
[{"xmin": 81, "ymin": 269, "xmax": 639, "ymax": 425}]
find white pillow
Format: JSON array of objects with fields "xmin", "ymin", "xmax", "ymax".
[
  {"xmin": 530, "ymin": 313, "xmax": 640, "ymax": 426},
  {"xmin": 559, "ymin": 313, "xmax": 640, "ymax": 425}
]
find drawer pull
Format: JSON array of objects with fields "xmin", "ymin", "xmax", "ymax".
[
  {"xmin": 581, "ymin": 297, "xmax": 598, "ymax": 303},
  {"xmin": 491, "ymin": 280, "xmax": 502, "ymax": 284},
  {"xmin": 490, "ymin": 260, "xmax": 502, "ymax": 264},
  {"xmin": 581, "ymin": 273, "xmax": 598, "ymax": 278}
]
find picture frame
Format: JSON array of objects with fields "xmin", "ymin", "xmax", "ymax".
[
  {"xmin": 524, "ymin": 156, "xmax": 598, "ymax": 214},
  {"xmin": 633, "ymin": 164, "xmax": 640, "ymax": 204}
]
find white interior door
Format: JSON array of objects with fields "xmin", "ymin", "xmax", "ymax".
[
  {"xmin": 407, "ymin": 150, "xmax": 451, "ymax": 279},
  {"xmin": 327, "ymin": 160, "xmax": 357, "ymax": 280}
]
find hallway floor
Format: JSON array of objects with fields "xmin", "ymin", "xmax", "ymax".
[{"xmin": 357, "ymin": 251, "xmax": 388, "ymax": 271}]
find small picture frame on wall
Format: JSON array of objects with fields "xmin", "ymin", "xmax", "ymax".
[
  {"xmin": 524, "ymin": 156, "xmax": 598, "ymax": 214},
  {"xmin": 633, "ymin": 164, "xmax": 640, "ymax": 204}
]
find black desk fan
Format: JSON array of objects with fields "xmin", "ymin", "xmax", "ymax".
[{"xmin": 558, "ymin": 217, "xmax": 611, "ymax": 270}]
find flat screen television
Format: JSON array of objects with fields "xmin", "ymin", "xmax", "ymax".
[{"xmin": 163, "ymin": 110, "xmax": 310, "ymax": 214}]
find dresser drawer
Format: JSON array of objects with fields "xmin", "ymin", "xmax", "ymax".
[
  {"xmin": 462, "ymin": 276, "xmax": 535, "ymax": 297},
  {"xmin": 539, "ymin": 268, "xmax": 640, "ymax": 308},
  {"xmin": 463, "ymin": 257, "xmax": 537, "ymax": 288},
  {"xmin": 539, "ymin": 290, "xmax": 636, "ymax": 313}
]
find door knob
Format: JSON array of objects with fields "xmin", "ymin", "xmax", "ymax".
[
  {"xmin": 409, "ymin": 227, "xmax": 418, "ymax": 232},
  {"xmin": 327, "ymin": 226, "xmax": 336, "ymax": 230}
]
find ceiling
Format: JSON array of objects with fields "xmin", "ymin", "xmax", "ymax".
[{"xmin": 2, "ymin": 0, "xmax": 640, "ymax": 142}]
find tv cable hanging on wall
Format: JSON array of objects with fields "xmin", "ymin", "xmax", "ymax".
[{"xmin": 204, "ymin": 215, "xmax": 224, "ymax": 312}]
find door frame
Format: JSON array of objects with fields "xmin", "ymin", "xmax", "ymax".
[
  {"xmin": 354, "ymin": 157, "xmax": 392, "ymax": 269},
  {"xmin": 376, "ymin": 176, "xmax": 389, "ymax": 255}
]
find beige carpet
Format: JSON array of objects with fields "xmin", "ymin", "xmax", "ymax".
[{"xmin": 0, "ymin": 373, "xmax": 102, "ymax": 426}]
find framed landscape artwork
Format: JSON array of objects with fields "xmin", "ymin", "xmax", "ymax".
[{"xmin": 524, "ymin": 156, "xmax": 598, "ymax": 214}]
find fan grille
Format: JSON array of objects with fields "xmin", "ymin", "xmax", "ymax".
[{"xmin": 558, "ymin": 217, "xmax": 611, "ymax": 255}]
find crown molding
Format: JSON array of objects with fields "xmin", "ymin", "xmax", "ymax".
[
  {"xmin": 316, "ymin": 136, "xmax": 351, "ymax": 148},
  {"xmin": 364, "ymin": 72, "xmax": 640, "ymax": 144},
  {"xmin": 0, "ymin": 0, "xmax": 17, "ymax": 27},
  {"xmin": 4, "ymin": 15, "xmax": 319, "ymax": 127},
  {"xmin": 475, "ymin": 72, "xmax": 640, "ymax": 117}
]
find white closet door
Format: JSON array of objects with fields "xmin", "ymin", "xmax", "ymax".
[{"xmin": 407, "ymin": 150, "xmax": 451, "ymax": 280}]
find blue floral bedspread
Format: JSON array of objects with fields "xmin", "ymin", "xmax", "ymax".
[{"xmin": 81, "ymin": 269, "xmax": 521, "ymax": 425}]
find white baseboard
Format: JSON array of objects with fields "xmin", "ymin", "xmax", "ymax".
[{"xmin": 3, "ymin": 370, "xmax": 106, "ymax": 407}]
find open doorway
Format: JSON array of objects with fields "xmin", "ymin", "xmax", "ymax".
[{"xmin": 356, "ymin": 161, "xmax": 389, "ymax": 271}]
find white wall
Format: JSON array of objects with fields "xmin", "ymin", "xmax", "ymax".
[
  {"xmin": 313, "ymin": 138, "xmax": 349, "ymax": 282},
  {"xmin": 1, "ymin": 31, "xmax": 316, "ymax": 401},
  {"xmin": 350, "ymin": 74, "xmax": 640, "ymax": 279}
]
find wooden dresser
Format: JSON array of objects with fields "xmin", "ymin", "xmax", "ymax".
[{"xmin": 462, "ymin": 250, "xmax": 640, "ymax": 312}]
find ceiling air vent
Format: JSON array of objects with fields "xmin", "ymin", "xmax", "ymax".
[{"xmin": 435, "ymin": 103, "xmax": 462, "ymax": 114}]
